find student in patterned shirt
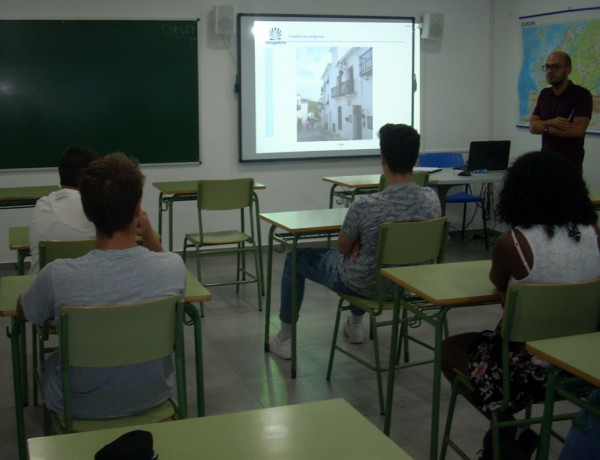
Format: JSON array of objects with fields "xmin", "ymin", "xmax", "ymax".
[{"xmin": 268, "ymin": 124, "xmax": 441, "ymax": 360}]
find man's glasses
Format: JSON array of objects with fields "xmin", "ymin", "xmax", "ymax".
[{"xmin": 542, "ymin": 64, "xmax": 568, "ymax": 72}]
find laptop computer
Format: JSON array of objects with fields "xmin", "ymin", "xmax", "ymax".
[{"xmin": 466, "ymin": 140, "xmax": 511, "ymax": 171}]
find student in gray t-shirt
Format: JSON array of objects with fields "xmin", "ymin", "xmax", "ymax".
[
  {"xmin": 268, "ymin": 124, "xmax": 441, "ymax": 360},
  {"xmin": 18, "ymin": 153, "xmax": 186, "ymax": 419}
]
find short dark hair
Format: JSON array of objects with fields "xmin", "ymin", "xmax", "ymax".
[
  {"xmin": 58, "ymin": 146, "xmax": 99, "ymax": 187},
  {"xmin": 378, "ymin": 124, "xmax": 420, "ymax": 174},
  {"xmin": 495, "ymin": 150, "xmax": 596, "ymax": 236},
  {"xmin": 79, "ymin": 152, "xmax": 145, "ymax": 238}
]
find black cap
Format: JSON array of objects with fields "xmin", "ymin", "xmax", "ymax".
[{"xmin": 95, "ymin": 429, "xmax": 156, "ymax": 460}]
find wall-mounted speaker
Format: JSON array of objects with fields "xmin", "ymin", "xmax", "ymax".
[
  {"xmin": 214, "ymin": 6, "xmax": 235, "ymax": 35},
  {"xmin": 422, "ymin": 12, "xmax": 444, "ymax": 40}
]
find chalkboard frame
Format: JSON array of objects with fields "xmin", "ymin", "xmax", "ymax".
[{"xmin": 0, "ymin": 19, "xmax": 200, "ymax": 169}]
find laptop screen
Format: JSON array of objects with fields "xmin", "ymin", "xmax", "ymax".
[{"xmin": 467, "ymin": 140, "xmax": 511, "ymax": 171}]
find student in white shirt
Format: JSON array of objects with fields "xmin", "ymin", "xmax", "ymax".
[{"xmin": 28, "ymin": 146, "xmax": 99, "ymax": 273}]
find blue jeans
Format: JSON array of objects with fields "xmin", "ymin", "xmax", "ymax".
[
  {"xmin": 279, "ymin": 247, "xmax": 362, "ymax": 324},
  {"xmin": 559, "ymin": 389, "xmax": 600, "ymax": 459}
]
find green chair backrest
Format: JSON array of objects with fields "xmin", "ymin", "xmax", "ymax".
[
  {"xmin": 59, "ymin": 295, "xmax": 183, "ymax": 367},
  {"xmin": 412, "ymin": 171, "xmax": 430, "ymax": 187},
  {"xmin": 58, "ymin": 295, "xmax": 185, "ymax": 431},
  {"xmin": 39, "ymin": 239, "xmax": 97, "ymax": 269},
  {"xmin": 378, "ymin": 172, "xmax": 429, "ymax": 191},
  {"xmin": 502, "ymin": 280, "xmax": 600, "ymax": 343},
  {"xmin": 377, "ymin": 217, "xmax": 449, "ymax": 267},
  {"xmin": 197, "ymin": 178, "xmax": 254, "ymax": 211},
  {"xmin": 498, "ymin": 279, "xmax": 600, "ymax": 410}
]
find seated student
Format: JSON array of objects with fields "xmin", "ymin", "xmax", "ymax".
[
  {"xmin": 268, "ymin": 123, "xmax": 442, "ymax": 359},
  {"xmin": 559, "ymin": 389, "xmax": 600, "ymax": 459},
  {"xmin": 17, "ymin": 152, "xmax": 186, "ymax": 419},
  {"xmin": 441, "ymin": 150, "xmax": 600, "ymax": 459},
  {"xmin": 28, "ymin": 146, "xmax": 99, "ymax": 274}
]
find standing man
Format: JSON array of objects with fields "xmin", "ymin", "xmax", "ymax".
[
  {"xmin": 268, "ymin": 124, "xmax": 441, "ymax": 359},
  {"xmin": 529, "ymin": 50, "xmax": 592, "ymax": 173}
]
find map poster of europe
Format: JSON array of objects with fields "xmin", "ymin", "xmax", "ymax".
[{"xmin": 518, "ymin": 7, "xmax": 600, "ymax": 133}]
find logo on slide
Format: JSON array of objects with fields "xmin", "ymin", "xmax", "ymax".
[{"xmin": 269, "ymin": 27, "xmax": 282, "ymax": 41}]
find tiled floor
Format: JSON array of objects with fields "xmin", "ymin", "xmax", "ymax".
[{"xmin": 0, "ymin": 230, "xmax": 571, "ymax": 459}]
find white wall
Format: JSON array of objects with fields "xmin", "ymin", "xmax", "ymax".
[{"xmin": 2, "ymin": 0, "xmax": 595, "ymax": 264}]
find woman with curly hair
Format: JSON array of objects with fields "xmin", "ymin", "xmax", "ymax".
[{"xmin": 441, "ymin": 150, "xmax": 600, "ymax": 459}]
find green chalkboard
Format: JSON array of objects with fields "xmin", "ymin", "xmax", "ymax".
[{"xmin": 0, "ymin": 20, "xmax": 199, "ymax": 169}]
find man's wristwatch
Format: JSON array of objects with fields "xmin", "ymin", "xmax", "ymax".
[{"xmin": 543, "ymin": 126, "xmax": 549, "ymax": 134}]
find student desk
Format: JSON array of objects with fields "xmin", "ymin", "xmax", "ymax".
[
  {"xmin": 527, "ymin": 332, "xmax": 600, "ymax": 459},
  {"xmin": 9, "ymin": 227, "xmax": 31, "ymax": 276},
  {"xmin": 322, "ymin": 168, "xmax": 435, "ymax": 207},
  {"xmin": 427, "ymin": 168, "xmax": 505, "ymax": 215},
  {"xmin": 27, "ymin": 398, "xmax": 412, "ymax": 459},
  {"xmin": 323, "ymin": 170, "xmax": 505, "ymax": 215},
  {"xmin": 0, "ymin": 185, "xmax": 58, "ymax": 210},
  {"xmin": 1, "ymin": 186, "xmax": 58, "ymax": 273},
  {"xmin": 260, "ymin": 208, "xmax": 347, "ymax": 378},
  {"xmin": 381, "ymin": 260, "xmax": 500, "ymax": 460},
  {"xmin": 8, "ymin": 227, "xmax": 159, "ymax": 276},
  {"xmin": 152, "ymin": 180, "xmax": 266, "ymax": 252},
  {"xmin": 0, "ymin": 271, "xmax": 211, "ymax": 460},
  {"xmin": 323, "ymin": 174, "xmax": 381, "ymax": 207}
]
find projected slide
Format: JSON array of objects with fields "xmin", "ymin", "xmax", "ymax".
[{"xmin": 238, "ymin": 14, "xmax": 415, "ymax": 162}]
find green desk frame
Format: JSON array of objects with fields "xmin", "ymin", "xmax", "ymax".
[
  {"xmin": 260, "ymin": 208, "xmax": 347, "ymax": 379},
  {"xmin": 323, "ymin": 175, "xmax": 381, "ymax": 208},
  {"xmin": 527, "ymin": 332, "xmax": 600, "ymax": 459},
  {"xmin": 381, "ymin": 260, "xmax": 500, "ymax": 459}
]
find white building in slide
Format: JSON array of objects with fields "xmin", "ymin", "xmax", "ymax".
[{"xmin": 320, "ymin": 47, "xmax": 373, "ymax": 140}]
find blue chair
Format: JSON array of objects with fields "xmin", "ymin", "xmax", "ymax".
[{"xmin": 419, "ymin": 153, "xmax": 489, "ymax": 249}]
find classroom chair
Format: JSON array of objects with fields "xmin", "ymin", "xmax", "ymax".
[
  {"xmin": 182, "ymin": 178, "xmax": 262, "ymax": 312},
  {"xmin": 419, "ymin": 152, "xmax": 489, "ymax": 249},
  {"xmin": 41, "ymin": 295, "xmax": 195, "ymax": 434},
  {"xmin": 378, "ymin": 171, "xmax": 430, "ymax": 190},
  {"xmin": 32, "ymin": 239, "xmax": 97, "ymax": 405},
  {"xmin": 440, "ymin": 279, "xmax": 600, "ymax": 460},
  {"xmin": 38, "ymin": 238, "xmax": 97, "ymax": 269},
  {"xmin": 326, "ymin": 217, "xmax": 449, "ymax": 415}
]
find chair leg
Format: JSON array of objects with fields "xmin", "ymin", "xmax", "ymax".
[
  {"xmin": 253, "ymin": 245, "xmax": 263, "ymax": 311},
  {"xmin": 195, "ymin": 248, "xmax": 202, "ymax": 284},
  {"xmin": 43, "ymin": 405, "xmax": 51, "ymax": 435},
  {"xmin": 461, "ymin": 203, "xmax": 468, "ymax": 240},
  {"xmin": 182, "ymin": 237, "xmax": 188, "ymax": 263},
  {"xmin": 442, "ymin": 315, "xmax": 450, "ymax": 339},
  {"xmin": 396, "ymin": 307, "xmax": 410, "ymax": 364},
  {"xmin": 480, "ymin": 203, "xmax": 489, "ymax": 250},
  {"xmin": 236, "ymin": 243, "xmax": 243, "ymax": 293},
  {"xmin": 366, "ymin": 311, "xmax": 386, "ymax": 415},
  {"xmin": 440, "ymin": 377, "xmax": 461, "ymax": 459},
  {"xmin": 326, "ymin": 301, "xmax": 344, "ymax": 381},
  {"xmin": 490, "ymin": 412, "xmax": 502, "ymax": 460},
  {"xmin": 32, "ymin": 325, "xmax": 38, "ymax": 405}
]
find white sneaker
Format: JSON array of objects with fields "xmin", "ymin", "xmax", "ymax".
[
  {"xmin": 268, "ymin": 334, "xmax": 292, "ymax": 359},
  {"xmin": 343, "ymin": 317, "xmax": 364, "ymax": 344}
]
